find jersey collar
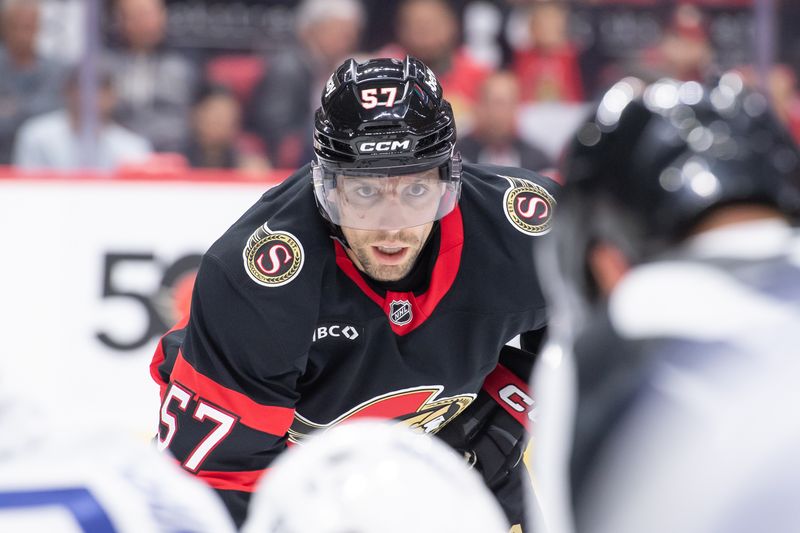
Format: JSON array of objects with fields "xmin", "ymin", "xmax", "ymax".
[{"xmin": 334, "ymin": 206, "xmax": 464, "ymax": 336}]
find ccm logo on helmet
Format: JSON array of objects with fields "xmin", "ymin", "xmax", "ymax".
[
  {"xmin": 499, "ymin": 384, "xmax": 537, "ymax": 423},
  {"xmin": 358, "ymin": 140, "xmax": 411, "ymax": 153}
]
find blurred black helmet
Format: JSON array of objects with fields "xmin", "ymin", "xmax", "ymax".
[
  {"xmin": 557, "ymin": 74, "xmax": 800, "ymax": 297},
  {"xmin": 312, "ymin": 56, "xmax": 461, "ymax": 231}
]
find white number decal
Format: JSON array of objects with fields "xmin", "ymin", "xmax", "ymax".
[
  {"xmin": 324, "ymin": 74, "xmax": 336, "ymax": 97},
  {"xmin": 425, "ymin": 67, "xmax": 438, "ymax": 95},
  {"xmin": 184, "ymin": 402, "xmax": 237, "ymax": 472},
  {"xmin": 157, "ymin": 383, "xmax": 192, "ymax": 451},
  {"xmin": 157, "ymin": 383, "xmax": 238, "ymax": 471},
  {"xmin": 361, "ymin": 88, "xmax": 379, "ymax": 108},
  {"xmin": 360, "ymin": 87, "xmax": 399, "ymax": 109},
  {"xmin": 382, "ymin": 87, "xmax": 398, "ymax": 107}
]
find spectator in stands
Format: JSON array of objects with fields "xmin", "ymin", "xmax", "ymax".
[
  {"xmin": 0, "ymin": 0, "xmax": 68, "ymax": 164},
  {"xmin": 734, "ymin": 64, "xmax": 800, "ymax": 147},
  {"xmin": 105, "ymin": 0, "xmax": 197, "ymax": 152},
  {"xmin": 13, "ymin": 66, "xmax": 152, "ymax": 171},
  {"xmin": 246, "ymin": 0, "xmax": 364, "ymax": 168},
  {"xmin": 512, "ymin": 0, "xmax": 584, "ymax": 103},
  {"xmin": 637, "ymin": 3, "xmax": 714, "ymax": 82},
  {"xmin": 183, "ymin": 84, "xmax": 270, "ymax": 172},
  {"xmin": 761, "ymin": 65, "xmax": 800, "ymax": 146},
  {"xmin": 458, "ymin": 71, "xmax": 550, "ymax": 171},
  {"xmin": 380, "ymin": 0, "xmax": 490, "ymax": 131}
]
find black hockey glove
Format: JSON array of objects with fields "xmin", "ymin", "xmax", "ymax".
[{"xmin": 436, "ymin": 346, "xmax": 538, "ymax": 528}]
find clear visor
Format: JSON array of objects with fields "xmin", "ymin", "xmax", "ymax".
[{"xmin": 312, "ymin": 161, "xmax": 461, "ymax": 231}]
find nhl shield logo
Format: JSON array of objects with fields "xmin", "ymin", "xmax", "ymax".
[{"xmin": 389, "ymin": 299, "xmax": 413, "ymax": 326}]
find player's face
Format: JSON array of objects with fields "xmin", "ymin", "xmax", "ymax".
[
  {"xmin": 341, "ymin": 221, "xmax": 434, "ymax": 281},
  {"xmin": 334, "ymin": 168, "xmax": 445, "ymax": 231},
  {"xmin": 337, "ymin": 168, "xmax": 442, "ymax": 281}
]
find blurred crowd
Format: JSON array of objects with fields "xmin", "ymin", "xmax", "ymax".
[{"xmin": 1, "ymin": 0, "xmax": 799, "ymax": 175}]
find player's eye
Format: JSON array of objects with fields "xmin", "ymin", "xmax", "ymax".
[
  {"xmin": 354, "ymin": 185, "xmax": 379, "ymax": 198},
  {"xmin": 405, "ymin": 183, "xmax": 430, "ymax": 198}
]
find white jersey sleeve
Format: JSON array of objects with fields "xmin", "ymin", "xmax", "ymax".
[{"xmin": 0, "ymin": 433, "xmax": 236, "ymax": 533}]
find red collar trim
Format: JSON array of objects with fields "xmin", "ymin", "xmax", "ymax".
[{"xmin": 334, "ymin": 206, "xmax": 464, "ymax": 336}]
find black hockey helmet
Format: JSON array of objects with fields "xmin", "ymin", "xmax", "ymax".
[
  {"xmin": 556, "ymin": 74, "xmax": 800, "ymax": 299},
  {"xmin": 312, "ymin": 56, "xmax": 461, "ymax": 231}
]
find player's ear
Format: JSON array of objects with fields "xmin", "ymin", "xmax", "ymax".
[{"xmin": 587, "ymin": 241, "xmax": 630, "ymax": 297}]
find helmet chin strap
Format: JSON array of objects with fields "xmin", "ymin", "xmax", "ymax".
[{"xmin": 327, "ymin": 222, "xmax": 350, "ymax": 249}]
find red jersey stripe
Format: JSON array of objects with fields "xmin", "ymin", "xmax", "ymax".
[
  {"xmin": 150, "ymin": 314, "xmax": 191, "ymax": 401},
  {"xmin": 399, "ymin": 205, "xmax": 464, "ymax": 333},
  {"xmin": 171, "ymin": 351, "xmax": 295, "ymax": 437},
  {"xmin": 334, "ymin": 243, "xmax": 384, "ymax": 308},
  {"xmin": 193, "ymin": 468, "xmax": 268, "ymax": 493}
]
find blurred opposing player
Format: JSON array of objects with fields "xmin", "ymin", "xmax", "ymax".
[
  {"xmin": 0, "ymin": 377, "xmax": 236, "ymax": 533},
  {"xmin": 242, "ymin": 420, "xmax": 510, "ymax": 533},
  {"xmin": 151, "ymin": 55, "xmax": 558, "ymax": 529},
  {"xmin": 532, "ymin": 75, "xmax": 800, "ymax": 533}
]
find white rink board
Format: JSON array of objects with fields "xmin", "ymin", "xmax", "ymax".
[{"xmin": 0, "ymin": 178, "xmax": 273, "ymax": 438}]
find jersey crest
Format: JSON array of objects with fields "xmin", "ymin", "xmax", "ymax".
[
  {"xmin": 288, "ymin": 386, "xmax": 475, "ymax": 443},
  {"xmin": 502, "ymin": 176, "xmax": 556, "ymax": 236},
  {"xmin": 243, "ymin": 223, "xmax": 304, "ymax": 287}
]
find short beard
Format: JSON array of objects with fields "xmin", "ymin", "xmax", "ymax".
[{"xmin": 348, "ymin": 231, "xmax": 423, "ymax": 281}]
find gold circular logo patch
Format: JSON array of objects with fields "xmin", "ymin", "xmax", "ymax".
[
  {"xmin": 243, "ymin": 224, "xmax": 304, "ymax": 287},
  {"xmin": 503, "ymin": 182, "xmax": 556, "ymax": 235}
]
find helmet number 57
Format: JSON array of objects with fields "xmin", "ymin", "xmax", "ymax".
[{"xmin": 360, "ymin": 87, "xmax": 398, "ymax": 109}]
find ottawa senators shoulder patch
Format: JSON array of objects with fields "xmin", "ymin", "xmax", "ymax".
[
  {"xmin": 501, "ymin": 175, "xmax": 556, "ymax": 236},
  {"xmin": 243, "ymin": 222, "xmax": 304, "ymax": 287}
]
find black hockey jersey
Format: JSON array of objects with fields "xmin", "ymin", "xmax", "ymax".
[{"xmin": 151, "ymin": 162, "xmax": 558, "ymax": 525}]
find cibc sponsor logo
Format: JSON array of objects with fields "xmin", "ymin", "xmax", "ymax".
[{"xmin": 312, "ymin": 324, "xmax": 360, "ymax": 342}]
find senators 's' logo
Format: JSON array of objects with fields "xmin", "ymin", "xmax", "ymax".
[
  {"xmin": 502, "ymin": 176, "xmax": 556, "ymax": 235},
  {"xmin": 243, "ymin": 223, "xmax": 304, "ymax": 287},
  {"xmin": 288, "ymin": 386, "xmax": 475, "ymax": 444}
]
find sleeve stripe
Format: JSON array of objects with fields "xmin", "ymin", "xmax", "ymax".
[
  {"xmin": 193, "ymin": 468, "xmax": 269, "ymax": 493},
  {"xmin": 150, "ymin": 345, "xmax": 168, "ymax": 401},
  {"xmin": 172, "ymin": 350, "xmax": 295, "ymax": 437},
  {"xmin": 150, "ymin": 315, "xmax": 190, "ymax": 401}
]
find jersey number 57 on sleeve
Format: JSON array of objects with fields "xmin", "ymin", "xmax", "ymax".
[{"xmin": 157, "ymin": 382, "xmax": 238, "ymax": 471}]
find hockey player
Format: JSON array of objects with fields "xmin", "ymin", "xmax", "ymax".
[
  {"xmin": 531, "ymin": 74, "xmax": 800, "ymax": 533},
  {"xmin": 0, "ymin": 377, "xmax": 236, "ymax": 532},
  {"xmin": 242, "ymin": 420, "xmax": 510, "ymax": 533},
  {"xmin": 151, "ymin": 56, "xmax": 557, "ymax": 529}
]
